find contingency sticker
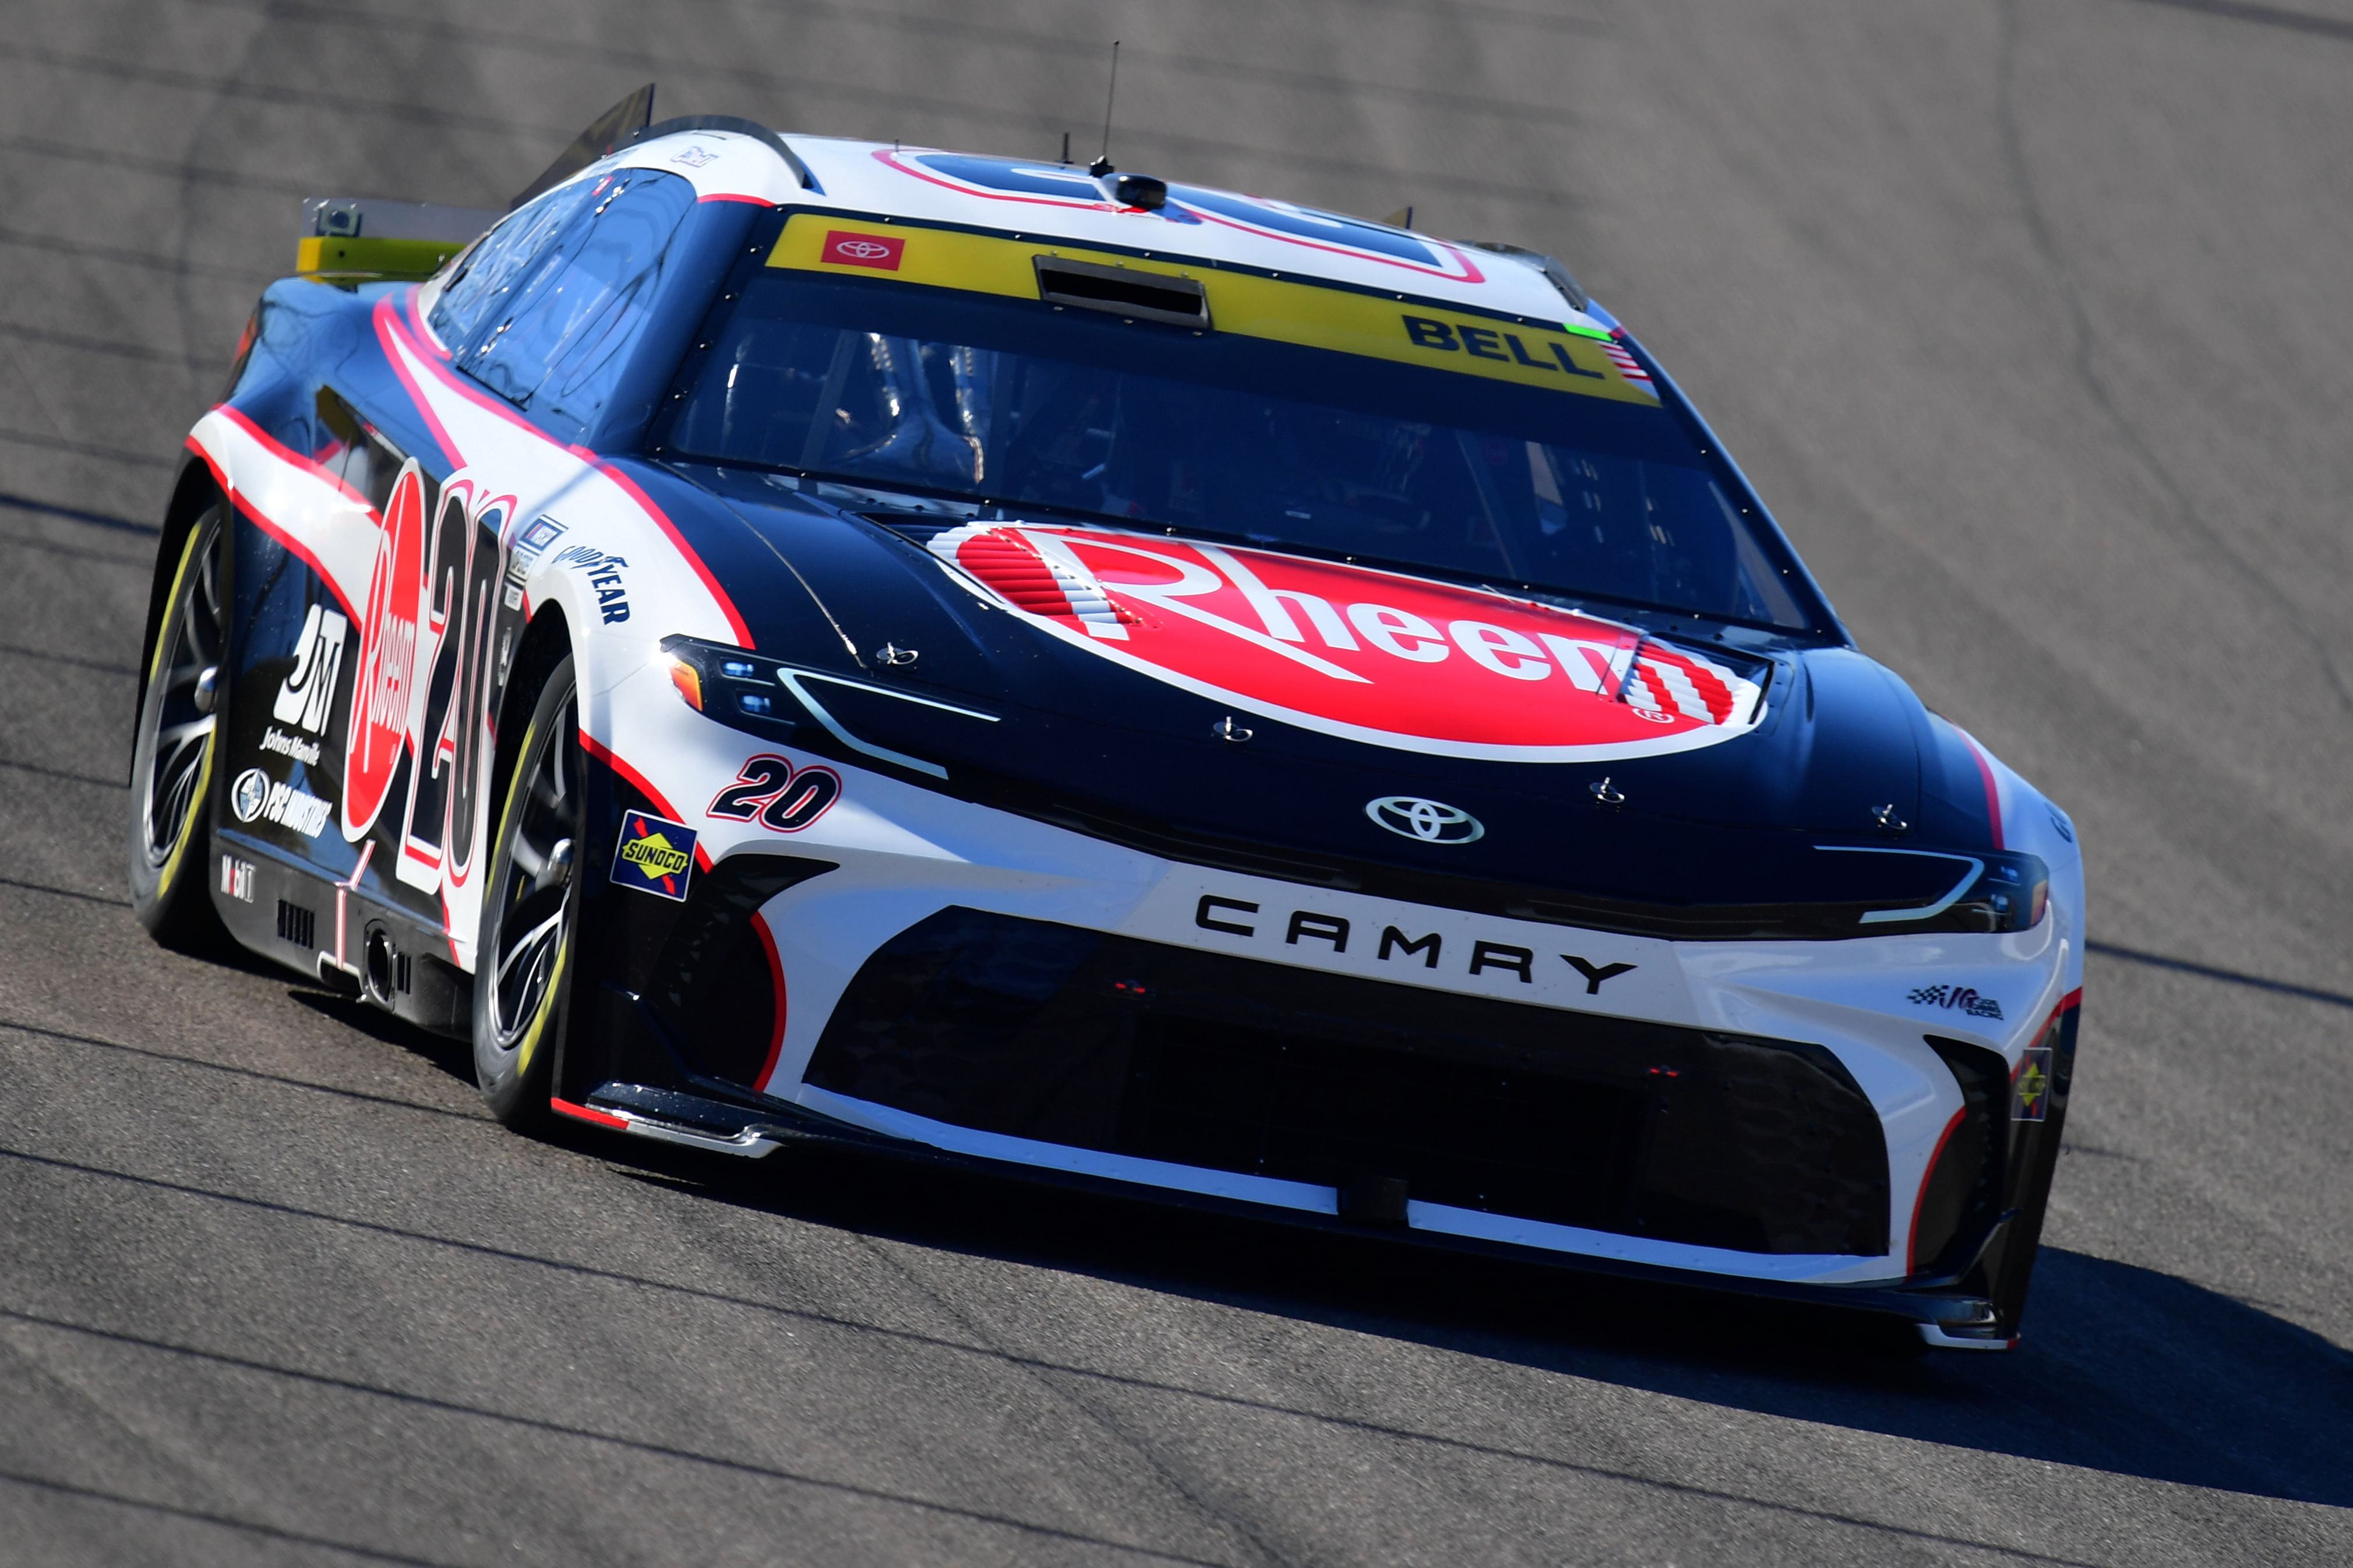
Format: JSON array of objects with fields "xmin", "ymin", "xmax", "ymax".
[
  {"xmin": 766, "ymin": 214, "xmax": 1651, "ymax": 404},
  {"xmin": 612, "ymin": 808, "xmax": 697, "ymax": 900},
  {"xmin": 2013, "ymin": 1045, "xmax": 2054, "ymax": 1122}
]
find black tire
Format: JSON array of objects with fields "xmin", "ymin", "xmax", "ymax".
[
  {"xmin": 128, "ymin": 506, "xmax": 230, "ymax": 949},
  {"xmin": 472, "ymin": 655, "xmax": 584, "ymax": 1128}
]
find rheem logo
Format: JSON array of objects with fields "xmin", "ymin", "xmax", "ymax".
[
  {"xmin": 928, "ymin": 522, "xmax": 1765, "ymax": 764},
  {"xmin": 343, "ymin": 460, "xmax": 425, "ymax": 836}
]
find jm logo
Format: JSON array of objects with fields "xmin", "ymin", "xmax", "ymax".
[
  {"xmin": 273, "ymin": 603, "xmax": 348, "ymax": 736},
  {"xmin": 1366, "ymin": 796, "xmax": 1483, "ymax": 845}
]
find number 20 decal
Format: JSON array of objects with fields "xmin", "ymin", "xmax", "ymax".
[{"xmin": 708, "ymin": 755, "xmax": 842, "ymax": 833}]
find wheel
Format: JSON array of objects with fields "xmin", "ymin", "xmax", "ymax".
[
  {"xmin": 128, "ymin": 505, "xmax": 230, "ymax": 949},
  {"xmin": 472, "ymin": 655, "xmax": 583, "ymax": 1126}
]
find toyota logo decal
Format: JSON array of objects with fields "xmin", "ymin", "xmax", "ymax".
[
  {"xmin": 821, "ymin": 230, "xmax": 905, "ymax": 271},
  {"xmin": 1366, "ymin": 796, "xmax": 1484, "ymax": 844}
]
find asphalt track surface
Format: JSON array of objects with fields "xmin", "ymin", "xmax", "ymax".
[{"xmin": 4, "ymin": 1, "xmax": 2353, "ymax": 1562}]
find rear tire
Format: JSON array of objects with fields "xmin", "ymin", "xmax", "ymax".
[
  {"xmin": 471, "ymin": 656, "xmax": 583, "ymax": 1128},
  {"xmin": 128, "ymin": 506, "xmax": 230, "ymax": 950}
]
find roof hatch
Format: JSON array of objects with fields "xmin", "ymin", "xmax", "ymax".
[{"xmin": 1032, "ymin": 256, "xmax": 1210, "ymax": 329}]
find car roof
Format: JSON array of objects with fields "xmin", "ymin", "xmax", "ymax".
[{"xmin": 592, "ymin": 127, "xmax": 1599, "ymax": 330}]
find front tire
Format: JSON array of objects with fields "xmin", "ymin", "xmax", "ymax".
[
  {"xmin": 472, "ymin": 656, "xmax": 584, "ymax": 1128},
  {"xmin": 128, "ymin": 505, "xmax": 229, "ymax": 949}
]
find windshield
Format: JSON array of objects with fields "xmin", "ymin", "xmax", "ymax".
[{"xmin": 663, "ymin": 268, "xmax": 1814, "ymax": 629}]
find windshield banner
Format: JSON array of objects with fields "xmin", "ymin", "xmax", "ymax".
[{"xmin": 768, "ymin": 214, "xmax": 1656, "ymax": 405}]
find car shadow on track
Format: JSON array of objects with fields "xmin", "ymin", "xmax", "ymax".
[
  {"xmin": 287, "ymin": 988, "xmax": 481, "ymax": 1091},
  {"xmin": 584, "ymin": 1133, "xmax": 2353, "ymax": 1510}
]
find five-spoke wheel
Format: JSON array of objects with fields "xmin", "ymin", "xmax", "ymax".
[
  {"xmin": 128, "ymin": 506, "xmax": 229, "ymax": 946},
  {"xmin": 472, "ymin": 656, "xmax": 584, "ymax": 1125}
]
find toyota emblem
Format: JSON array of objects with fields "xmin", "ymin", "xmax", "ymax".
[
  {"xmin": 834, "ymin": 239, "xmax": 891, "ymax": 260},
  {"xmin": 1366, "ymin": 796, "xmax": 1484, "ymax": 845}
]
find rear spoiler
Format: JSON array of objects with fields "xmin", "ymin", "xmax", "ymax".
[
  {"xmin": 509, "ymin": 83, "xmax": 657, "ymax": 210},
  {"xmin": 506, "ymin": 84, "xmax": 820, "ymax": 207},
  {"xmin": 295, "ymin": 197, "xmax": 500, "ymax": 281},
  {"xmin": 293, "ymin": 84, "xmax": 817, "ymax": 282}
]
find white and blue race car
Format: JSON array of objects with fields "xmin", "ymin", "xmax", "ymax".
[{"xmin": 130, "ymin": 92, "xmax": 2082, "ymax": 1349}]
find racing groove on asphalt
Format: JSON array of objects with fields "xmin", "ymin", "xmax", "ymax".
[{"xmin": 3, "ymin": 0, "xmax": 2351, "ymax": 1562}]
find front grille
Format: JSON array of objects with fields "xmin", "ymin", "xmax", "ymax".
[
  {"xmin": 1126, "ymin": 1020, "xmax": 1649, "ymax": 1232},
  {"xmin": 802, "ymin": 907, "xmax": 1889, "ymax": 1256}
]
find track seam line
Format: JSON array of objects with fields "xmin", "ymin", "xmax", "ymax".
[
  {"xmin": 0, "ymin": 1020, "xmax": 484, "ymax": 1121},
  {"xmin": 0, "ymin": 1146, "xmax": 2110, "ymax": 1566},
  {"xmin": 0, "ymin": 1468, "xmax": 462, "ymax": 1567},
  {"xmin": 0, "ymin": 1304, "xmax": 1241, "ymax": 1567}
]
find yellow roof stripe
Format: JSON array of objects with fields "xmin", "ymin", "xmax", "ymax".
[{"xmin": 765, "ymin": 214, "xmax": 1651, "ymax": 405}]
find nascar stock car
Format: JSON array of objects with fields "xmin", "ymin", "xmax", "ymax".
[{"xmin": 130, "ymin": 89, "xmax": 2082, "ymax": 1348}]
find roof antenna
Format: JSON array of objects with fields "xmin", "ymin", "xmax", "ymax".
[
  {"xmin": 1061, "ymin": 130, "xmax": 1071, "ymax": 165},
  {"xmin": 1090, "ymin": 40, "xmax": 1120, "ymax": 176}
]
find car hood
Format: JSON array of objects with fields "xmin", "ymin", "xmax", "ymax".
[{"xmin": 657, "ymin": 464, "xmax": 2004, "ymax": 907}]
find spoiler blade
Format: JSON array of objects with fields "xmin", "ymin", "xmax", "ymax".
[{"xmin": 510, "ymin": 83, "xmax": 656, "ymax": 210}]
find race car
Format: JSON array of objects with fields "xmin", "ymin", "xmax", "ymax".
[{"xmin": 130, "ymin": 90, "xmax": 2082, "ymax": 1349}]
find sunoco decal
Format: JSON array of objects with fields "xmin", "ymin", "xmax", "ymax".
[
  {"xmin": 927, "ymin": 522, "xmax": 1765, "ymax": 762},
  {"xmin": 612, "ymin": 808, "xmax": 696, "ymax": 900},
  {"xmin": 2014, "ymin": 1046, "xmax": 2054, "ymax": 1121}
]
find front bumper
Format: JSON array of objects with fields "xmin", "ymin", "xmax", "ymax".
[
  {"xmin": 559, "ymin": 681, "xmax": 2079, "ymax": 1349},
  {"xmin": 553, "ymin": 1076, "xmax": 2022, "ymax": 1348}
]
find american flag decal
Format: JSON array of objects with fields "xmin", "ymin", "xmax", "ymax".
[
  {"xmin": 1617, "ymin": 640, "xmax": 1763, "ymax": 728},
  {"xmin": 1601, "ymin": 337, "xmax": 1657, "ymax": 397},
  {"xmin": 929, "ymin": 523, "xmax": 1140, "ymax": 640}
]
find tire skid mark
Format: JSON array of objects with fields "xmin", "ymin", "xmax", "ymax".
[
  {"xmin": 0, "ymin": 225, "xmax": 255, "ymax": 282},
  {"xmin": 1995, "ymin": 0, "xmax": 2353, "ymax": 720}
]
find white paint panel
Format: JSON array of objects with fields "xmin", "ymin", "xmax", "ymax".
[
  {"xmin": 794, "ymin": 1085, "xmax": 1342, "ymax": 1213},
  {"xmin": 1405, "ymin": 1200, "xmax": 1899, "ymax": 1286},
  {"xmin": 191, "ymin": 409, "xmax": 379, "ymax": 617}
]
